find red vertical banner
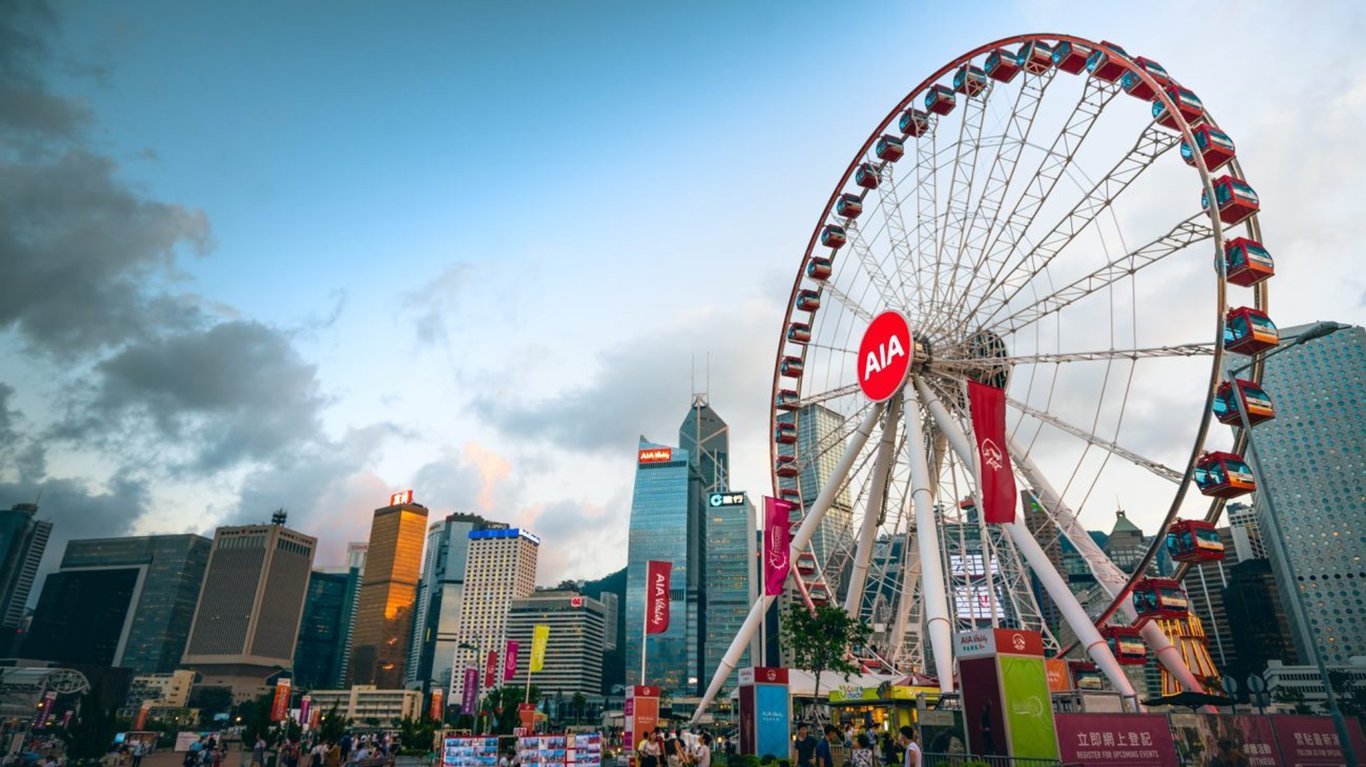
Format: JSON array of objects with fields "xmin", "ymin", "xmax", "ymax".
[
  {"xmin": 645, "ymin": 560, "xmax": 672, "ymax": 634},
  {"xmin": 428, "ymin": 688, "xmax": 443, "ymax": 721},
  {"xmin": 133, "ymin": 705, "xmax": 150, "ymax": 731},
  {"xmin": 967, "ymin": 381, "xmax": 1017, "ymax": 524},
  {"xmin": 483, "ymin": 650, "xmax": 498, "ymax": 688},
  {"xmin": 762, "ymin": 497, "xmax": 793, "ymax": 596},
  {"xmin": 270, "ymin": 678, "xmax": 292, "ymax": 723},
  {"xmin": 503, "ymin": 641, "xmax": 519, "ymax": 681}
]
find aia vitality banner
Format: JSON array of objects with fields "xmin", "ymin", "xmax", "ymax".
[
  {"xmin": 762, "ymin": 497, "xmax": 793, "ymax": 596},
  {"xmin": 503, "ymin": 641, "xmax": 519, "ymax": 681},
  {"xmin": 967, "ymin": 381, "xmax": 1016, "ymax": 524},
  {"xmin": 645, "ymin": 560, "xmax": 671, "ymax": 633}
]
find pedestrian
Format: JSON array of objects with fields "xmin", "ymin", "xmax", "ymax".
[
  {"xmin": 638, "ymin": 729, "xmax": 661, "ymax": 767},
  {"xmin": 692, "ymin": 734, "xmax": 711, "ymax": 767},
  {"xmin": 1208, "ymin": 738, "xmax": 1250, "ymax": 767},
  {"xmin": 324, "ymin": 742, "xmax": 341, "ymax": 767},
  {"xmin": 253, "ymin": 737, "xmax": 267, "ymax": 767},
  {"xmin": 896, "ymin": 727, "xmax": 920, "ymax": 767},
  {"xmin": 794, "ymin": 725, "xmax": 818, "ymax": 767},
  {"xmin": 851, "ymin": 734, "xmax": 873, "ymax": 767},
  {"xmin": 131, "ymin": 741, "xmax": 145, "ymax": 767},
  {"xmin": 815, "ymin": 726, "xmax": 838, "ymax": 767}
]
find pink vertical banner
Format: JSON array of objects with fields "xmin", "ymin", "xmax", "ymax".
[
  {"xmin": 503, "ymin": 641, "xmax": 519, "ymax": 681},
  {"xmin": 763, "ymin": 497, "xmax": 793, "ymax": 596}
]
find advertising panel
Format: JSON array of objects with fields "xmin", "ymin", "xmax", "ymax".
[
  {"xmin": 298, "ymin": 695, "xmax": 312, "ymax": 730},
  {"xmin": 644, "ymin": 562, "xmax": 671, "ymax": 634},
  {"xmin": 484, "ymin": 651, "xmax": 499, "ymax": 688},
  {"xmin": 430, "ymin": 689, "xmax": 445, "ymax": 721},
  {"xmin": 737, "ymin": 686, "xmax": 755, "ymax": 755},
  {"xmin": 1269, "ymin": 714, "xmax": 1366, "ymax": 766},
  {"xmin": 1053, "ymin": 713, "xmax": 1177, "ymax": 767},
  {"xmin": 530, "ymin": 625, "xmax": 551, "ymax": 672},
  {"xmin": 1169, "ymin": 713, "xmax": 1277, "ymax": 767},
  {"xmin": 637, "ymin": 449, "xmax": 672, "ymax": 464},
  {"xmin": 624, "ymin": 687, "xmax": 659, "ymax": 758},
  {"xmin": 754, "ymin": 683, "xmax": 790, "ymax": 759},
  {"xmin": 442, "ymin": 736, "xmax": 499, "ymax": 767},
  {"xmin": 957, "ymin": 656, "xmax": 1005, "ymax": 757},
  {"xmin": 270, "ymin": 678, "xmax": 292, "ymax": 723},
  {"xmin": 998, "ymin": 654, "xmax": 1059, "ymax": 760},
  {"xmin": 461, "ymin": 667, "xmax": 479, "ymax": 715},
  {"xmin": 1044, "ymin": 659, "xmax": 1071, "ymax": 692},
  {"xmin": 504, "ymin": 641, "xmax": 520, "ymax": 681}
]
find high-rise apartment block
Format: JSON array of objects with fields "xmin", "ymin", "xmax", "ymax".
[
  {"xmin": 1249, "ymin": 322, "xmax": 1366, "ymax": 663},
  {"xmin": 506, "ymin": 591, "xmax": 605, "ymax": 696},
  {"xmin": 293, "ymin": 569, "xmax": 351, "ymax": 690},
  {"xmin": 24, "ymin": 534, "xmax": 210, "ymax": 673},
  {"xmin": 450, "ymin": 528, "xmax": 539, "ymax": 700},
  {"xmin": 0, "ymin": 503, "xmax": 51, "ymax": 651},
  {"xmin": 1225, "ymin": 502, "xmax": 1267, "ymax": 562},
  {"xmin": 776, "ymin": 404, "xmax": 852, "ymax": 568},
  {"xmin": 350, "ymin": 493, "xmax": 427, "ymax": 689},
  {"xmin": 180, "ymin": 521, "xmax": 316, "ymax": 698}
]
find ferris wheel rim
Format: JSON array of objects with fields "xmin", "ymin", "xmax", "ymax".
[{"xmin": 767, "ymin": 33, "xmax": 1272, "ymax": 650}]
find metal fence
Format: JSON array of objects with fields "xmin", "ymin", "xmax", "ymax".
[{"xmin": 921, "ymin": 754, "xmax": 1073, "ymax": 767}]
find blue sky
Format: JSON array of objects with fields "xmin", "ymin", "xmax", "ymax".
[{"xmin": 3, "ymin": 0, "xmax": 1364, "ymax": 587}]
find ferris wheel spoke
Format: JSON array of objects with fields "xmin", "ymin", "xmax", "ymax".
[
  {"xmin": 843, "ymin": 213, "xmax": 904, "ymax": 310},
  {"xmin": 1007, "ymin": 395, "xmax": 1183, "ymax": 483},
  {"xmin": 905, "ymin": 120, "xmax": 943, "ymax": 319},
  {"xmin": 819, "ymin": 281, "xmax": 876, "ymax": 323},
  {"xmin": 928, "ymin": 88, "xmax": 993, "ymax": 328},
  {"xmin": 954, "ymin": 76, "xmax": 1122, "ymax": 326},
  {"xmin": 977, "ymin": 122, "xmax": 1183, "ymax": 321},
  {"xmin": 933, "ymin": 342, "xmax": 1213, "ymax": 369},
  {"xmin": 792, "ymin": 383, "xmax": 862, "ymax": 410},
  {"xmin": 980, "ymin": 213, "xmax": 1214, "ymax": 336}
]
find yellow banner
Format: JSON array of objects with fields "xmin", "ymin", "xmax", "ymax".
[{"xmin": 529, "ymin": 624, "xmax": 550, "ymax": 672}]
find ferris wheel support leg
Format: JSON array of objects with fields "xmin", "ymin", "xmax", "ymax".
[
  {"xmin": 1006, "ymin": 437, "xmax": 1212, "ymax": 701},
  {"xmin": 688, "ymin": 401, "xmax": 886, "ymax": 725},
  {"xmin": 914, "ymin": 379, "xmax": 1138, "ymax": 703},
  {"xmin": 844, "ymin": 394, "xmax": 903, "ymax": 616},
  {"xmin": 902, "ymin": 378, "xmax": 955, "ymax": 693}
]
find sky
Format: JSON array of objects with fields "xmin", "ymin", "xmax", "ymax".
[{"xmin": 2, "ymin": 0, "xmax": 1365, "ymax": 594}]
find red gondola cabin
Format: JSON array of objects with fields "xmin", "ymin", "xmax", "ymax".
[
  {"xmin": 924, "ymin": 84, "xmax": 956, "ymax": 115},
  {"xmin": 1052, "ymin": 41, "xmax": 1091, "ymax": 74},
  {"xmin": 1103, "ymin": 626, "xmax": 1147, "ymax": 665},
  {"xmin": 1223, "ymin": 237, "xmax": 1274, "ymax": 287},
  {"xmin": 776, "ymin": 389, "xmax": 800, "ymax": 411},
  {"xmin": 806, "ymin": 257, "xmax": 833, "ymax": 281},
  {"xmin": 835, "ymin": 193, "xmax": 863, "ymax": 219},
  {"xmin": 808, "ymin": 583, "xmax": 831, "ymax": 605},
  {"xmin": 821, "ymin": 224, "xmax": 847, "ymax": 249},
  {"xmin": 1202, "ymin": 175, "xmax": 1260, "ymax": 226},
  {"xmin": 1213, "ymin": 378, "xmax": 1275, "ymax": 426},
  {"xmin": 855, "ymin": 162, "xmax": 881, "ymax": 189},
  {"xmin": 984, "ymin": 48, "xmax": 1020, "ymax": 82},
  {"xmin": 1133, "ymin": 578, "xmax": 1190, "ymax": 619},
  {"xmin": 876, "ymin": 135, "xmax": 906, "ymax": 162},
  {"xmin": 899, "ymin": 108, "xmax": 931, "ymax": 137},
  {"xmin": 796, "ymin": 289, "xmax": 821, "ymax": 312},
  {"xmin": 780, "ymin": 356, "xmax": 804, "ymax": 378},
  {"xmin": 787, "ymin": 322, "xmax": 812, "ymax": 344},
  {"xmin": 1119, "ymin": 56, "xmax": 1172, "ymax": 100},
  {"xmin": 1017, "ymin": 40, "xmax": 1054, "ymax": 74},
  {"xmin": 1180, "ymin": 124, "xmax": 1235, "ymax": 171},
  {"xmin": 779, "ymin": 487, "xmax": 801, "ymax": 505},
  {"xmin": 1225, "ymin": 307, "xmax": 1278, "ymax": 355},
  {"xmin": 1086, "ymin": 41, "xmax": 1129, "ymax": 82},
  {"xmin": 1166, "ymin": 519, "xmax": 1225, "ymax": 563},
  {"xmin": 775, "ymin": 422, "xmax": 797, "ymax": 445},
  {"xmin": 776, "ymin": 455, "xmax": 799, "ymax": 478},
  {"xmin": 953, "ymin": 64, "xmax": 988, "ymax": 97},
  {"xmin": 1156, "ymin": 86, "xmax": 1206, "ymax": 131},
  {"xmin": 795, "ymin": 552, "xmax": 817, "ymax": 576},
  {"xmin": 1194, "ymin": 451, "xmax": 1256, "ymax": 499}
]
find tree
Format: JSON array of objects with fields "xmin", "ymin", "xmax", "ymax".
[
  {"xmin": 780, "ymin": 602, "xmax": 872, "ymax": 701},
  {"xmin": 398, "ymin": 716, "xmax": 437, "ymax": 754},
  {"xmin": 473, "ymin": 686, "xmax": 541, "ymax": 735},
  {"xmin": 1274, "ymin": 685, "xmax": 1313, "ymax": 715},
  {"xmin": 318, "ymin": 701, "xmax": 352, "ymax": 743},
  {"xmin": 570, "ymin": 692, "xmax": 587, "ymax": 725},
  {"xmin": 239, "ymin": 692, "xmax": 276, "ymax": 746},
  {"xmin": 188, "ymin": 686, "xmax": 233, "ymax": 726}
]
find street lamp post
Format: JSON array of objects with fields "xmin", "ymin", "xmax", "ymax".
[{"xmin": 1227, "ymin": 320, "xmax": 1356, "ymax": 766}]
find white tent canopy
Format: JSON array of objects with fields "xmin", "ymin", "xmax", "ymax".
[{"xmin": 728, "ymin": 669, "xmax": 902, "ymax": 700}]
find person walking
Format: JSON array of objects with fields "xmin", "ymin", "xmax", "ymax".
[
  {"xmin": 793, "ymin": 725, "xmax": 818, "ymax": 767},
  {"xmin": 692, "ymin": 734, "xmax": 711, "ymax": 767},
  {"xmin": 850, "ymin": 734, "xmax": 873, "ymax": 767},
  {"xmin": 815, "ymin": 727, "xmax": 838, "ymax": 767},
  {"xmin": 253, "ymin": 738, "xmax": 267, "ymax": 767},
  {"xmin": 637, "ymin": 730, "xmax": 661, "ymax": 767},
  {"xmin": 896, "ymin": 727, "xmax": 920, "ymax": 767}
]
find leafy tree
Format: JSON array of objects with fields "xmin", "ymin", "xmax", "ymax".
[
  {"xmin": 473, "ymin": 686, "xmax": 541, "ymax": 735},
  {"xmin": 570, "ymin": 692, "xmax": 587, "ymax": 725},
  {"xmin": 188, "ymin": 686, "xmax": 233, "ymax": 726},
  {"xmin": 1274, "ymin": 685, "xmax": 1313, "ymax": 715},
  {"xmin": 780, "ymin": 602, "xmax": 872, "ymax": 701},
  {"xmin": 318, "ymin": 701, "xmax": 352, "ymax": 743},
  {"xmin": 239, "ymin": 692, "xmax": 276, "ymax": 746},
  {"xmin": 66, "ymin": 684, "xmax": 120, "ymax": 764},
  {"xmin": 397, "ymin": 716, "xmax": 437, "ymax": 754}
]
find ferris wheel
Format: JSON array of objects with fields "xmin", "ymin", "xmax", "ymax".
[{"xmin": 693, "ymin": 33, "xmax": 1278, "ymax": 718}]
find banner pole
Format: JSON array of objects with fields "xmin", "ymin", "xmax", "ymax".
[{"xmin": 641, "ymin": 607, "xmax": 649, "ymax": 684}]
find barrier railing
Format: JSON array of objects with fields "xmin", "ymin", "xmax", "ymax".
[{"xmin": 921, "ymin": 754, "xmax": 1071, "ymax": 767}]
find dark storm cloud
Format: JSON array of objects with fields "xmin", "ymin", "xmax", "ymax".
[{"xmin": 0, "ymin": 0, "xmax": 92, "ymax": 143}]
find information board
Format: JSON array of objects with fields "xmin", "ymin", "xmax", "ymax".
[
  {"xmin": 443, "ymin": 736, "xmax": 500, "ymax": 767},
  {"xmin": 517, "ymin": 733, "xmax": 602, "ymax": 767}
]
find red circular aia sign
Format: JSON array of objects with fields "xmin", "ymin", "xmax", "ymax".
[{"xmin": 858, "ymin": 310, "xmax": 913, "ymax": 402}]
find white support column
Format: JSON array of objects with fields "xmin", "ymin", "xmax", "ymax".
[
  {"xmin": 688, "ymin": 401, "xmax": 886, "ymax": 724},
  {"xmin": 915, "ymin": 379, "xmax": 1138, "ymax": 702},
  {"xmin": 1007, "ymin": 436, "xmax": 1211, "ymax": 698},
  {"xmin": 844, "ymin": 394, "xmax": 902, "ymax": 615},
  {"xmin": 902, "ymin": 378, "xmax": 955, "ymax": 692}
]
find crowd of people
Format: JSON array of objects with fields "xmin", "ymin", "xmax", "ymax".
[
  {"xmin": 633, "ymin": 728, "xmax": 713, "ymax": 767},
  {"xmin": 790, "ymin": 724, "xmax": 920, "ymax": 767},
  {"xmin": 248, "ymin": 732, "xmax": 398, "ymax": 767}
]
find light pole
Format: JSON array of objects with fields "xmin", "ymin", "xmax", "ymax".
[{"xmin": 1227, "ymin": 320, "xmax": 1356, "ymax": 766}]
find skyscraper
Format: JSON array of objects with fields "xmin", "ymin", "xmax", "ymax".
[
  {"xmin": 1225, "ymin": 502, "xmax": 1267, "ymax": 562},
  {"xmin": 680, "ymin": 397, "xmax": 733, "ymax": 696},
  {"xmin": 701, "ymin": 490, "xmax": 754, "ymax": 697},
  {"xmin": 293, "ymin": 569, "xmax": 350, "ymax": 690},
  {"xmin": 0, "ymin": 503, "xmax": 51, "ymax": 651},
  {"xmin": 1180, "ymin": 527, "xmax": 1240, "ymax": 673},
  {"xmin": 406, "ymin": 513, "xmax": 507, "ymax": 692},
  {"xmin": 1249, "ymin": 322, "xmax": 1366, "ymax": 663},
  {"xmin": 450, "ymin": 528, "xmax": 539, "ymax": 700},
  {"xmin": 24, "ymin": 534, "xmax": 211, "ymax": 673},
  {"xmin": 506, "ymin": 591, "xmax": 605, "ymax": 697},
  {"xmin": 1223, "ymin": 559, "xmax": 1299, "ymax": 677},
  {"xmin": 334, "ymin": 542, "xmax": 368, "ymax": 687},
  {"xmin": 351, "ymin": 493, "xmax": 428, "ymax": 689},
  {"xmin": 625, "ymin": 439, "xmax": 693, "ymax": 694},
  {"xmin": 776, "ymin": 404, "xmax": 852, "ymax": 576},
  {"xmin": 180, "ymin": 520, "xmax": 316, "ymax": 697}
]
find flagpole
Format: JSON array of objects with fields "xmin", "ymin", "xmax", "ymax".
[
  {"xmin": 641, "ymin": 604, "xmax": 649, "ymax": 683},
  {"xmin": 759, "ymin": 504, "xmax": 767, "ymax": 668}
]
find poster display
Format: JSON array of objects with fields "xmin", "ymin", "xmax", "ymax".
[
  {"xmin": 737, "ymin": 667, "xmax": 789, "ymax": 758},
  {"xmin": 516, "ymin": 733, "xmax": 601, "ymax": 767},
  {"xmin": 1169, "ymin": 713, "xmax": 1278, "ymax": 767},
  {"xmin": 270, "ymin": 679, "xmax": 291, "ymax": 723},
  {"xmin": 1269, "ymin": 714, "xmax": 1366, "ymax": 766},
  {"xmin": 998, "ymin": 654, "xmax": 1059, "ymax": 760},
  {"xmin": 624, "ymin": 686, "xmax": 659, "ymax": 753},
  {"xmin": 1053, "ymin": 713, "xmax": 1178, "ymax": 767},
  {"xmin": 442, "ymin": 736, "xmax": 499, "ymax": 767}
]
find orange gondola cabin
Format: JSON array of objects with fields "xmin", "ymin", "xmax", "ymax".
[
  {"xmin": 1166, "ymin": 519, "xmax": 1225, "ymax": 563},
  {"xmin": 1225, "ymin": 307, "xmax": 1278, "ymax": 355},
  {"xmin": 1086, "ymin": 41, "xmax": 1129, "ymax": 82},
  {"xmin": 1119, "ymin": 56, "xmax": 1172, "ymax": 100},
  {"xmin": 984, "ymin": 48, "xmax": 1021, "ymax": 82},
  {"xmin": 1103, "ymin": 626, "xmax": 1147, "ymax": 665},
  {"xmin": 1180, "ymin": 124, "xmax": 1235, "ymax": 171},
  {"xmin": 1202, "ymin": 175, "xmax": 1260, "ymax": 226},
  {"xmin": 1016, "ymin": 40, "xmax": 1054, "ymax": 74},
  {"xmin": 899, "ymin": 108, "xmax": 931, "ymax": 137},
  {"xmin": 821, "ymin": 224, "xmax": 847, "ymax": 249},
  {"xmin": 1213, "ymin": 378, "xmax": 1275, "ymax": 426},
  {"xmin": 924, "ymin": 84, "xmax": 956, "ymax": 115},
  {"xmin": 835, "ymin": 193, "xmax": 863, "ymax": 219},
  {"xmin": 1223, "ymin": 237, "xmax": 1275, "ymax": 287},
  {"xmin": 1132, "ymin": 577, "xmax": 1191, "ymax": 620},
  {"xmin": 1052, "ymin": 41, "xmax": 1091, "ymax": 74},
  {"xmin": 953, "ymin": 64, "xmax": 988, "ymax": 97},
  {"xmin": 1194, "ymin": 451, "xmax": 1256, "ymax": 499}
]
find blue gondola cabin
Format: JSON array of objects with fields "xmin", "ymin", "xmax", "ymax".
[
  {"xmin": 855, "ymin": 162, "xmax": 881, "ymax": 189},
  {"xmin": 835, "ymin": 193, "xmax": 863, "ymax": 219},
  {"xmin": 953, "ymin": 64, "xmax": 988, "ymax": 97},
  {"xmin": 1166, "ymin": 519, "xmax": 1225, "ymax": 563},
  {"xmin": 796, "ymin": 289, "xmax": 821, "ymax": 312},
  {"xmin": 806, "ymin": 257, "xmax": 833, "ymax": 281},
  {"xmin": 1156, "ymin": 86, "xmax": 1206, "ymax": 131},
  {"xmin": 780, "ymin": 355, "xmax": 804, "ymax": 378},
  {"xmin": 1133, "ymin": 578, "xmax": 1190, "ymax": 620},
  {"xmin": 1119, "ymin": 56, "xmax": 1172, "ymax": 100},
  {"xmin": 900, "ymin": 108, "xmax": 931, "ymax": 137},
  {"xmin": 876, "ymin": 135, "xmax": 906, "ymax": 162},
  {"xmin": 1103, "ymin": 626, "xmax": 1147, "ymax": 665},
  {"xmin": 1214, "ymin": 378, "xmax": 1275, "ymax": 426},
  {"xmin": 821, "ymin": 224, "xmax": 847, "ymax": 249},
  {"xmin": 1221, "ymin": 237, "xmax": 1274, "ymax": 288},
  {"xmin": 924, "ymin": 84, "xmax": 956, "ymax": 115},
  {"xmin": 776, "ymin": 389, "xmax": 800, "ymax": 411},
  {"xmin": 776, "ymin": 455, "xmax": 799, "ymax": 478},
  {"xmin": 985, "ymin": 48, "xmax": 1020, "ymax": 82},
  {"xmin": 1225, "ymin": 306, "xmax": 1278, "ymax": 355},
  {"xmin": 1194, "ymin": 451, "xmax": 1257, "ymax": 499},
  {"xmin": 787, "ymin": 322, "xmax": 812, "ymax": 344},
  {"xmin": 1017, "ymin": 40, "xmax": 1054, "ymax": 74},
  {"xmin": 1180, "ymin": 124, "xmax": 1235, "ymax": 172},
  {"xmin": 1201, "ymin": 175, "xmax": 1260, "ymax": 226},
  {"xmin": 775, "ymin": 422, "xmax": 797, "ymax": 445},
  {"xmin": 1052, "ymin": 41, "xmax": 1091, "ymax": 74},
  {"xmin": 1086, "ymin": 40, "xmax": 1129, "ymax": 82}
]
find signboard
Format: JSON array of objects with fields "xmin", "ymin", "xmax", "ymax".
[
  {"xmin": 504, "ymin": 641, "xmax": 520, "ymax": 681},
  {"xmin": 954, "ymin": 627, "xmax": 1043, "ymax": 659},
  {"xmin": 483, "ymin": 651, "xmax": 499, "ymax": 688},
  {"xmin": 442, "ymin": 736, "xmax": 499, "ymax": 767},
  {"xmin": 569, "ymin": 596, "xmax": 584, "ymax": 608},
  {"xmin": 644, "ymin": 562, "xmax": 671, "ymax": 634},
  {"xmin": 624, "ymin": 687, "xmax": 659, "ymax": 755},
  {"xmin": 763, "ymin": 497, "xmax": 793, "ymax": 597},
  {"xmin": 1053, "ymin": 713, "xmax": 1178, "ymax": 767},
  {"xmin": 738, "ymin": 667, "xmax": 789, "ymax": 757},
  {"xmin": 1044, "ymin": 659, "xmax": 1071, "ymax": 693},
  {"xmin": 461, "ymin": 667, "xmax": 479, "ymax": 715},
  {"xmin": 637, "ymin": 448, "xmax": 672, "ymax": 464},
  {"xmin": 709, "ymin": 492, "xmax": 746, "ymax": 507},
  {"xmin": 390, "ymin": 489, "xmax": 414, "ymax": 506},
  {"xmin": 999, "ymin": 655, "xmax": 1059, "ymax": 760},
  {"xmin": 857, "ymin": 310, "xmax": 912, "ymax": 402},
  {"xmin": 1269, "ymin": 714, "xmax": 1366, "ymax": 766},
  {"xmin": 270, "ymin": 678, "xmax": 292, "ymax": 723},
  {"xmin": 430, "ymin": 689, "xmax": 445, "ymax": 721},
  {"xmin": 956, "ymin": 629, "xmax": 1055, "ymax": 760},
  {"xmin": 1169, "ymin": 713, "xmax": 1278, "ymax": 767},
  {"xmin": 298, "ymin": 695, "xmax": 312, "ymax": 730},
  {"xmin": 515, "ymin": 733, "xmax": 602, "ymax": 767}
]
